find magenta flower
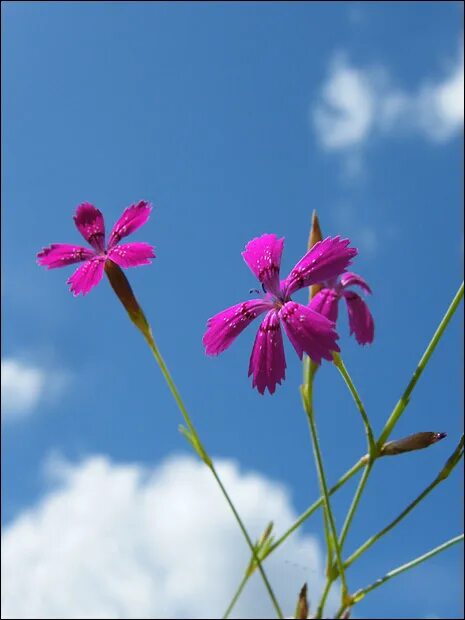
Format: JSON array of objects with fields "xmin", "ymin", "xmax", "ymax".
[
  {"xmin": 309, "ymin": 272, "xmax": 374, "ymax": 345},
  {"xmin": 203, "ymin": 234, "xmax": 357, "ymax": 394},
  {"xmin": 37, "ymin": 201, "xmax": 155, "ymax": 296}
]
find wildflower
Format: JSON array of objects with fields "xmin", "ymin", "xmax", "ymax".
[
  {"xmin": 37, "ymin": 201, "xmax": 155, "ymax": 296},
  {"xmin": 309, "ymin": 272, "xmax": 374, "ymax": 345},
  {"xmin": 203, "ymin": 234, "xmax": 357, "ymax": 394}
]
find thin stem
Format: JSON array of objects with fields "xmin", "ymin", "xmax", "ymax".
[
  {"xmin": 223, "ymin": 572, "xmax": 248, "ymax": 619},
  {"xmin": 302, "ymin": 373, "xmax": 349, "ymax": 604},
  {"xmin": 338, "ymin": 462, "xmax": 372, "ymax": 552},
  {"xmin": 332, "ymin": 353, "xmax": 376, "ymax": 458},
  {"xmin": 143, "ymin": 330, "xmax": 284, "ymax": 619},
  {"xmin": 378, "ymin": 281, "xmax": 464, "ymax": 448},
  {"xmin": 315, "ymin": 578, "xmax": 333, "ymax": 619},
  {"xmin": 336, "ymin": 534, "xmax": 464, "ymax": 617}
]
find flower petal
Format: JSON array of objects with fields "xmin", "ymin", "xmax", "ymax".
[
  {"xmin": 279, "ymin": 301, "xmax": 340, "ymax": 364},
  {"xmin": 73, "ymin": 203, "xmax": 106, "ymax": 251},
  {"xmin": 107, "ymin": 242, "xmax": 155, "ymax": 268},
  {"xmin": 203, "ymin": 299, "xmax": 272, "ymax": 356},
  {"xmin": 283, "ymin": 237, "xmax": 357, "ymax": 297},
  {"xmin": 37, "ymin": 244, "xmax": 96, "ymax": 269},
  {"xmin": 107, "ymin": 201, "xmax": 152, "ymax": 249},
  {"xmin": 248, "ymin": 311, "xmax": 286, "ymax": 395},
  {"xmin": 242, "ymin": 234, "xmax": 284, "ymax": 297},
  {"xmin": 309, "ymin": 288, "xmax": 340, "ymax": 322},
  {"xmin": 340, "ymin": 271, "xmax": 372, "ymax": 295},
  {"xmin": 343, "ymin": 291, "xmax": 374, "ymax": 345},
  {"xmin": 67, "ymin": 257, "xmax": 105, "ymax": 296}
]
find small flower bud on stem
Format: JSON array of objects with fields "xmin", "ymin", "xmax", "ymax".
[{"xmin": 380, "ymin": 432, "xmax": 447, "ymax": 456}]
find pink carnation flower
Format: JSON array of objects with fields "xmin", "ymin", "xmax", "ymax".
[
  {"xmin": 203, "ymin": 234, "xmax": 357, "ymax": 394},
  {"xmin": 37, "ymin": 201, "xmax": 155, "ymax": 296},
  {"xmin": 309, "ymin": 272, "xmax": 374, "ymax": 345}
]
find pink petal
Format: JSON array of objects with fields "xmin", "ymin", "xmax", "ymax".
[
  {"xmin": 242, "ymin": 234, "xmax": 284, "ymax": 297},
  {"xmin": 340, "ymin": 271, "xmax": 372, "ymax": 295},
  {"xmin": 279, "ymin": 301, "xmax": 340, "ymax": 364},
  {"xmin": 107, "ymin": 201, "xmax": 152, "ymax": 249},
  {"xmin": 283, "ymin": 237, "xmax": 357, "ymax": 297},
  {"xmin": 309, "ymin": 288, "xmax": 340, "ymax": 322},
  {"xmin": 343, "ymin": 291, "xmax": 375, "ymax": 345},
  {"xmin": 67, "ymin": 257, "xmax": 106, "ymax": 296},
  {"xmin": 73, "ymin": 203, "xmax": 106, "ymax": 251},
  {"xmin": 37, "ymin": 244, "xmax": 96, "ymax": 269},
  {"xmin": 248, "ymin": 311, "xmax": 286, "ymax": 395},
  {"xmin": 107, "ymin": 242, "xmax": 155, "ymax": 268},
  {"xmin": 203, "ymin": 299, "xmax": 272, "ymax": 356}
]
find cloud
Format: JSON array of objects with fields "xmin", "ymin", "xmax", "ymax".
[
  {"xmin": 1, "ymin": 454, "xmax": 334, "ymax": 619},
  {"xmin": 312, "ymin": 45, "xmax": 464, "ymax": 161},
  {"xmin": 1, "ymin": 358, "xmax": 70, "ymax": 421}
]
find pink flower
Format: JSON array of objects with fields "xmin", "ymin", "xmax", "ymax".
[
  {"xmin": 37, "ymin": 201, "xmax": 155, "ymax": 296},
  {"xmin": 309, "ymin": 272, "xmax": 374, "ymax": 345},
  {"xmin": 203, "ymin": 234, "xmax": 357, "ymax": 394}
]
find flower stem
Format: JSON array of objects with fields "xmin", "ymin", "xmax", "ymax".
[
  {"xmin": 144, "ymin": 329, "xmax": 284, "ymax": 619},
  {"xmin": 301, "ymin": 363, "xmax": 350, "ymax": 607},
  {"xmin": 338, "ymin": 462, "xmax": 372, "ymax": 551},
  {"xmin": 377, "ymin": 281, "xmax": 464, "ymax": 448},
  {"xmin": 223, "ymin": 572, "xmax": 249, "ymax": 619},
  {"xmin": 335, "ymin": 534, "xmax": 464, "ymax": 618},
  {"xmin": 332, "ymin": 353, "xmax": 376, "ymax": 459}
]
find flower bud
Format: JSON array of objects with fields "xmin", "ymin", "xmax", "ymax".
[
  {"xmin": 308, "ymin": 210, "xmax": 324, "ymax": 301},
  {"xmin": 294, "ymin": 583, "xmax": 309, "ymax": 620},
  {"xmin": 380, "ymin": 432, "xmax": 447, "ymax": 456}
]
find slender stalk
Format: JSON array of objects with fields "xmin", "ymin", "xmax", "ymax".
[
  {"xmin": 223, "ymin": 572, "xmax": 248, "ymax": 619},
  {"xmin": 315, "ymin": 577, "xmax": 334, "ymax": 619},
  {"xmin": 302, "ymin": 369, "xmax": 350, "ymax": 605},
  {"xmin": 378, "ymin": 281, "xmax": 464, "ymax": 448},
  {"xmin": 144, "ymin": 331, "xmax": 284, "ymax": 619},
  {"xmin": 335, "ymin": 534, "xmax": 464, "ymax": 617},
  {"xmin": 338, "ymin": 463, "xmax": 372, "ymax": 551},
  {"xmin": 332, "ymin": 353, "xmax": 376, "ymax": 458}
]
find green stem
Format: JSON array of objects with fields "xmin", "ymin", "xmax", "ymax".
[
  {"xmin": 143, "ymin": 330, "xmax": 283, "ymax": 619},
  {"xmin": 301, "ymin": 369, "xmax": 349, "ymax": 605},
  {"xmin": 332, "ymin": 352, "xmax": 376, "ymax": 458},
  {"xmin": 315, "ymin": 578, "xmax": 333, "ymax": 619},
  {"xmin": 338, "ymin": 463, "xmax": 372, "ymax": 552},
  {"xmin": 223, "ymin": 572, "xmax": 249, "ymax": 619},
  {"xmin": 378, "ymin": 281, "xmax": 464, "ymax": 448},
  {"xmin": 336, "ymin": 534, "xmax": 464, "ymax": 617}
]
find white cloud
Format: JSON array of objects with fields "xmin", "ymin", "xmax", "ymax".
[
  {"xmin": 1, "ymin": 358, "xmax": 69, "ymax": 421},
  {"xmin": 312, "ymin": 46, "xmax": 464, "ymax": 158},
  {"xmin": 1, "ymin": 454, "xmax": 334, "ymax": 619}
]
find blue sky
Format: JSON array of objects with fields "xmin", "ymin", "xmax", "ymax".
[{"xmin": 2, "ymin": 2, "xmax": 463, "ymax": 619}]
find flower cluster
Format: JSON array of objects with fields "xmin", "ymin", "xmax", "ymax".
[{"xmin": 37, "ymin": 203, "xmax": 374, "ymax": 394}]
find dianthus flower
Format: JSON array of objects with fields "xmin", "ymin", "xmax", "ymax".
[
  {"xmin": 309, "ymin": 272, "xmax": 374, "ymax": 345},
  {"xmin": 203, "ymin": 234, "xmax": 357, "ymax": 394},
  {"xmin": 37, "ymin": 201, "xmax": 154, "ymax": 296}
]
